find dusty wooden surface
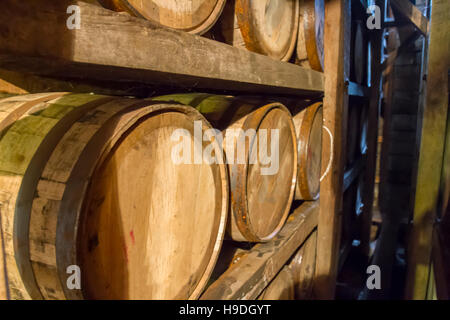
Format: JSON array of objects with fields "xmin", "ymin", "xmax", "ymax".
[
  {"xmin": 359, "ymin": 0, "xmax": 385, "ymax": 257},
  {"xmin": 289, "ymin": 230, "xmax": 317, "ymax": 299},
  {"xmin": 390, "ymin": 0, "xmax": 429, "ymax": 35},
  {"xmin": 406, "ymin": 0, "xmax": 449, "ymax": 300},
  {"xmin": 201, "ymin": 201, "xmax": 318, "ymax": 300},
  {"xmin": 258, "ymin": 267, "xmax": 295, "ymax": 300},
  {"xmin": 314, "ymin": 0, "xmax": 350, "ymax": 299},
  {"xmin": 0, "ymin": 1, "xmax": 323, "ymax": 97}
]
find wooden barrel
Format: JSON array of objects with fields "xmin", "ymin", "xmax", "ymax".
[
  {"xmin": 289, "ymin": 230, "xmax": 317, "ymax": 299},
  {"xmin": 352, "ymin": 21, "xmax": 366, "ymax": 85},
  {"xmin": 259, "ymin": 266, "xmax": 295, "ymax": 300},
  {"xmin": 296, "ymin": 0, "xmax": 325, "ymax": 71},
  {"xmin": 98, "ymin": 0, "xmax": 226, "ymax": 35},
  {"xmin": 154, "ymin": 94, "xmax": 298, "ymax": 242},
  {"xmin": 220, "ymin": 0, "xmax": 299, "ymax": 61},
  {"xmin": 0, "ymin": 93, "xmax": 228, "ymax": 300},
  {"xmin": 292, "ymin": 102, "xmax": 323, "ymax": 200},
  {"xmin": 346, "ymin": 104, "xmax": 359, "ymax": 167}
]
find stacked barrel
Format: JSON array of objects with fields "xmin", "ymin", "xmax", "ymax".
[
  {"xmin": 0, "ymin": 91, "xmax": 322, "ymax": 300},
  {"xmin": 0, "ymin": 0, "xmax": 328, "ymax": 300},
  {"xmin": 98, "ymin": 0, "xmax": 325, "ymax": 67}
]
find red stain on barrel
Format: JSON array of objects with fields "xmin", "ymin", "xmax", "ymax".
[{"xmin": 130, "ymin": 230, "xmax": 135, "ymax": 245}]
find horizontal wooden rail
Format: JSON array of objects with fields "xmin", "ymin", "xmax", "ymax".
[
  {"xmin": 201, "ymin": 201, "xmax": 318, "ymax": 300},
  {"xmin": 0, "ymin": 1, "xmax": 324, "ymax": 97},
  {"xmin": 343, "ymin": 157, "xmax": 365, "ymax": 191},
  {"xmin": 391, "ymin": 0, "xmax": 429, "ymax": 35}
]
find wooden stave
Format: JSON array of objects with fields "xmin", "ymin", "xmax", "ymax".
[
  {"xmin": 296, "ymin": 0, "xmax": 325, "ymax": 72},
  {"xmin": 153, "ymin": 94, "xmax": 298, "ymax": 243},
  {"xmin": 0, "ymin": 94, "xmax": 229, "ymax": 300},
  {"xmin": 0, "ymin": 93, "xmax": 113, "ymax": 299},
  {"xmin": 221, "ymin": 0, "xmax": 299, "ymax": 62},
  {"xmin": 259, "ymin": 266, "xmax": 295, "ymax": 300},
  {"xmin": 98, "ymin": 0, "xmax": 227, "ymax": 35},
  {"xmin": 45, "ymin": 99, "xmax": 228, "ymax": 300},
  {"xmin": 292, "ymin": 102, "xmax": 323, "ymax": 200}
]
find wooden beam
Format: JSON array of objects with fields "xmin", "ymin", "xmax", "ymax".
[
  {"xmin": 405, "ymin": 0, "xmax": 449, "ymax": 300},
  {"xmin": 201, "ymin": 201, "xmax": 318, "ymax": 300},
  {"xmin": 359, "ymin": 0, "xmax": 385, "ymax": 257},
  {"xmin": 343, "ymin": 156, "xmax": 365, "ymax": 192},
  {"xmin": 391, "ymin": 0, "xmax": 429, "ymax": 35},
  {"xmin": 314, "ymin": 0, "xmax": 351, "ymax": 299},
  {"xmin": 0, "ymin": 1, "xmax": 323, "ymax": 97}
]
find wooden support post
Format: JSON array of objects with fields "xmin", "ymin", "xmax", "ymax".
[
  {"xmin": 359, "ymin": 0, "xmax": 385, "ymax": 257},
  {"xmin": 405, "ymin": 0, "xmax": 449, "ymax": 300},
  {"xmin": 390, "ymin": 0, "xmax": 429, "ymax": 35},
  {"xmin": 314, "ymin": 0, "xmax": 350, "ymax": 299}
]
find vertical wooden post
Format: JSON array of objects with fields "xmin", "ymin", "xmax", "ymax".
[
  {"xmin": 314, "ymin": 0, "xmax": 350, "ymax": 299},
  {"xmin": 405, "ymin": 0, "xmax": 449, "ymax": 300},
  {"xmin": 359, "ymin": 0, "xmax": 385, "ymax": 257}
]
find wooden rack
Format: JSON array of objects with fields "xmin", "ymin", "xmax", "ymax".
[{"xmin": 0, "ymin": 0, "xmax": 384, "ymax": 300}]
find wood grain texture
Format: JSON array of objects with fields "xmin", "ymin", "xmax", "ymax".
[
  {"xmin": 359, "ymin": 0, "xmax": 385, "ymax": 257},
  {"xmin": 0, "ymin": 94, "xmax": 229, "ymax": 300},
  {"xmin": 202, "ymin": 201, "xmax": 318, "ymax": 300},
  {"xmin": 258, "ymin": 266, "xmax": 295, "ymax": 300},
  {"xmin": 0, "ymin": 93, "xmax": 111, "ymax": 300},
  {"xmin": 289, "ymin": 229, "xmax": 317, "ymax": 299},
  {"xmin": 406, "ymin": 0, "xmax": 449, "ymax": 300},
  {"xmin": 314, "ymin": 0, "xmax": 350, "ymax": 299},
  {"xmin": 292, "ymin": 102, "xmax": 323, "ymax": 200},
  {"xmin": 221, "ymin": 0, "xmax": 299, "ymax": 61},
  {"xmin": 390, "ymin": 0, "xmax": 429, "ymax": 35},
  {"xmin": 0, "ymin": 1, "xmax": 323, "ymax": 97},
  {"xmin": 99, "ymin": 0, "xmax": 226, "ymax": 35},
  {"xmin": 296, "ymin": 0, "xmax": 325, "ymax": 72},
  {"xmin": 154, "ymin": 94, "xmax": 297, "ymax": 242}
]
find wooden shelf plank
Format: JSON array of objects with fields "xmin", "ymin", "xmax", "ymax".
[
  {"xmin": 0, "ymin": 0, "xmax": 324, "ymax": 97},
  {"xmin": 391, "ymin": 0, "xmax": 429, "ymax": 35},
  {"xmin": 201, "ymin": 201, "xmax": 318, "ymax": 300}
]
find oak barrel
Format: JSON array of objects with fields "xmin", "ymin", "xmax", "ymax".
[
  {"xmin": 154, "ymin": 94, "xmax": 298, "ymax": 242},
  {"xmin": 220, "ymin": 0, "xmax": 299, "ymax": 61},
  {"xmin": 292, "ymin": 102, "xmax": 323, "ymax": 200},
  {"xmin": 289, "ymin": 230, "xmax": 317, "ymax": 299},
  {"xmin": 296, "ymin": 0, "xmax": 325, "ymax": 71},
  {"xmin": 259, "ymin": 266, "xmax": 295, "ymax": 300},
  {"xmin": 0, "ymin": 93, "xmax": 228, "ymax": 300},
  {"xmin": 98, "ymin": 0, "xmax": 226, "ymax": 35}
]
